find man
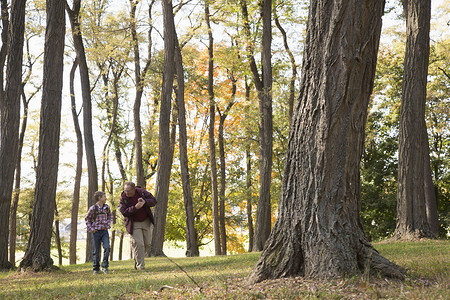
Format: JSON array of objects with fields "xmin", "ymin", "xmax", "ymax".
[
  {"xmin": 119, "ymin": 181, "xmax": 157, "ymax": 270},
  {"xmin": 85, "ymin": 191, "xmax": 112, "ymax": 274}
]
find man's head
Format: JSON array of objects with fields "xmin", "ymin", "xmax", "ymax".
[{"xmin": 124, "ymin": 181, "xmax": 136, "ymax": 197}]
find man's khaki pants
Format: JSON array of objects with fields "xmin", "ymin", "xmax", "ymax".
[{"xmin": 131, "ymin": 218, "xmax": 153, "ymax": 270}]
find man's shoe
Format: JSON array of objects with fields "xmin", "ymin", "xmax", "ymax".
[
  {"xmin": 101, "ymin": 268, "xmax": 109, "ymax": 274},
  {"xmin": 93, "ymin": 270, "xmax": 99, "ymax": 274}
]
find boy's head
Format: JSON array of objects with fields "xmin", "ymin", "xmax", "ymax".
[{"xmin": 94, "ymin": 191, "xmax": 106, "ymax": 204}]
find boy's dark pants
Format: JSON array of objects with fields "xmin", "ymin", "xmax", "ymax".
[{"xmin": 92, "ymin": 230, "xmax": 110, "ymax": 271}]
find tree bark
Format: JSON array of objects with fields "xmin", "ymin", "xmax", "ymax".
[
  {"xmin": 175, "ymin": 36, "xmax": 199, "ymax": 257},
  {"xmin": 205, "ymin": 1, "xmax": 221, "ymax": 256},
  {"xmin": 248, "ymin": 0, "xmax": 405, "ymax": 283},
  {"xmin": 69, "ymin": 59, "xmax": 83, "ymax": 265},
  {"xmin": 0, "ymin": 0, "xmax": 25, "ymax": 270},
  {"xmin": 394, "ymin": 0, "xmax": 433, "ymax": 239},
  {"xmin": 19, "ymin": 0, "xmax": 65, "ymax": 271},
  {"xmin": 150, "ymin": 0, "xmax": 175, "ymax": 257}
]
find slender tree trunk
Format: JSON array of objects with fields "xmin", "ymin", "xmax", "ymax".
[
  {"xmin": 175, "ymin": 37, "xmax": 199, "ymax": 257},
  {"xmin": 424, "ymin": 126, "xmax": 439, "ymax": 236},
  {"xmin": 0, "ymin": 0, "xmax": 9, "ymax": 101},
  {"xmin": 274, "ymin": 12, "xmax": 297, "ymax": 123},
  {"xmin": 150, "ymin": 0, "xmax": 175, "ymax": 257},
  {"xmin": 107, "ymin": 175, "xmax": 116, "ymax": 261},
  {"xmin": 246, "ymin": 148, "xmax": 254, "ymax": 252},
  {"xmin": 101, "ymin": 73, "xmax": 120, "ymax": 191},
  {"xmin": 244, "ymin": 79, "xmax": 254, "ymax": 252},
  {"xmin": 394, "ymin": 0, "xmax": 433, "ymax": 239},
  {"xmin": 10, "ymin": 89, "xmax": 31, "ymax": 266},
  {"xmin": 218, "ymin": 115, "xmax": 227, "ymax": 255},
  {"xmin": 19, "ymin": 0, "xmax": 65, "ymax": 271},
  {"xmin": 114, "ymin": 141, "xmax": 126, "ymax": 260},
  {"xmin": 119, "ymin": 230, "xmax": 124, "ymax": 261},
  {"xmin": 0, "ymin": 0, "xmax": 25, "ymax": 270},
  {"xmin": 54, "ymin": 207, "xmax": 63, "ymax": 266},
  {"xmin": 65, "ymin": 0, "xmax": 98, "ymax": 262},
  {"xmin": 255, "ymin": 0, "xmax": 273, "ymax": 252},
  {"xmin": 240, "ymin": 0, "xmax": 272, "ymax": 251},
  {"xmin": 69, "ymin": 59, "xmax": 83, "ymax": 265},
  {"xmin": 129, "ymin": 0, "xmax": 154, "ymax": 187},
  {"xmin": 248, "ymin": 0, "xmax": 405, "ymax": 283},
  {"xmin": 217, "ymin": 80, "xmax": 236, "ymax": 255},
  {"xmin": 205, "ymin": 1, "xmax": 221, "ymax": 256}
]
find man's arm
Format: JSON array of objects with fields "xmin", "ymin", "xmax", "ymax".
[
  {"xmin": 141, "ymin": 189, "xmax": 157, "ymax": 207},
  {"xmin": 119, "ymin": 198, "xmax": 137, "ymax": 217},
  {"xmin": 106, "ymin": 206, "xmax": 113, "ymax": 227}
]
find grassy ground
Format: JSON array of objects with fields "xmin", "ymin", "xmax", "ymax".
[{"xmin": 0, "ymin": 240, "xmax": 448, "ymax": 299}]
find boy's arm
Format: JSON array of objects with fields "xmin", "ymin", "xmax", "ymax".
[{"xmin": 85, "ymin": 207, "xmax": 94, "ymax": 233}]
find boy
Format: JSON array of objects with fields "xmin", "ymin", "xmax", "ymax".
[{"xmin": 85, "ymin": 191, "xmax": 112, "ymax": 274}]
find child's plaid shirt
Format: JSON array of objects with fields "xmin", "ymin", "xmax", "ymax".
[{"xmin": 85, "ymin": 203, "xmax": 113, "ymax": 233}]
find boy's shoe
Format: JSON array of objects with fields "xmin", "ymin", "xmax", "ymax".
[
  {"xmin": 93, "ymin": 270, "xmax": 99, "ymax": 274},
  {"xmin": 101, "ymin": 268, "xmax": 109, "ymax": 274}
]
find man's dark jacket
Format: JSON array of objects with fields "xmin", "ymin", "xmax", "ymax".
[{"xmin": 119, "ymin": 187, "xmax": 157, "ymax": 234}]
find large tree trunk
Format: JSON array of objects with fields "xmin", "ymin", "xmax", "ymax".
[
  {"xmin": 248, "ymin": 0, "xmax": 405, "ymax": 283},
  {"xmin": 150, "ymin": 0, "xmax": 175, "ymax": 257},
  {"xmin": 175, "ymin": 37, "xmax": 199, "ymax": 257},
  {"xmin": 65, "ymin": 0, "xmax": 98, "ymax": 262},
  {"xmin": 0, "ymin": 0, "xmax": 25, "ymax": 270},
  {"xmin": 19, "ymin": 0, "xmax": 65, "ymax": 271},
  {"xmin": 240, "ymin": 0, "xmax": 273, "ymax": 251},
  {"xmin": 394, "ymin": 0, "xmax": 433, "ymax": 239},
  {"xmin": 205, "ymin": 1, "xmax": 221, "ymax": 256},
  {"xmin": 69, "ymin": 59, "xmax": 83, "ymax": 265}
]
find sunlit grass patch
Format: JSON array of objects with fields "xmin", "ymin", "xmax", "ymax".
[{"xmin": 0, "ymin": 241, "xmax": 448, "ymax": 299}]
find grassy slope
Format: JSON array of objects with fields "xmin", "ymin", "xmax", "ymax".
[{"xmin": 0, "ymin": 240, "xmax": 448, "ymax": 299}]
